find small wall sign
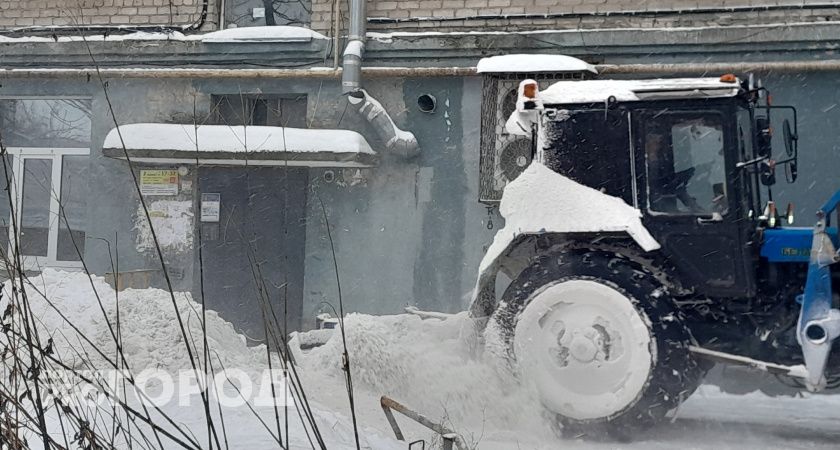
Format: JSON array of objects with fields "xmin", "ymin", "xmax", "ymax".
[
  {"xmin": 139, "ymin": 170, "xmax": 179, "ymax": 196},
  {"xmin": 201, "ymin": 193, "xmax": 221, "ymax": 223}
]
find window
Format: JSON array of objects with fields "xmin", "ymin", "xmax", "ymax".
[
  {"xmin": 210, "ymin": 94, "xmax": 307, "ymax": 127},
  {"xmin": 644, "ymin": 112, "xmax": 727, "ymax": 215},
  {"xmin": 0, "ymin": 99, "xmax": 91, "ymax": 269},
  {"xmin": 542, "ymin": 110, "xmax": 633, "ymax": 205}
]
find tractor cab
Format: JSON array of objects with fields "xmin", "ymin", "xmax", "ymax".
[{"xmin": 507, "ymin": 74, "xmax": 806, "ymax": 300}]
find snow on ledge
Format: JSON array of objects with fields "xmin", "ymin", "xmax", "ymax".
[
  {"xmin": 0, "ymin": 31, "xmax": 189, "ymax": 43},
  {"xmin": 476, "ymin": 54, "xmax": 597, "ymax": 74},
  {"xmin": 0, "ymin": 26, "xmax": 326, "ymax": 44},
  {"xmin": 104, "ymin": 124, "xmax": 373, "ymax": 154},
  {"xmin": 195, "ymin": 26, "xmax": 327, "ymax": 43}
]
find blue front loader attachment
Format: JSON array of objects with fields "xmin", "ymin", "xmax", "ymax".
[{"xmin": 794, "ymin": 190, "xmax": 840, "ymax": 390}]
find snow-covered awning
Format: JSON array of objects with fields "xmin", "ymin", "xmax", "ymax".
[
  {"xmin": 0, "ymin": 26, "xmax": 328, "ymax": 44},
  {"xmin": 197, "ymin": 26, "xmax": 328, "ymax": 43},
  {"xmin": 102, "ymin": 124, "xmax": 377, "ymax": 167},
  {"xmin": 476, "ymin": 54, "xmax": 598, "ymax": 74}
]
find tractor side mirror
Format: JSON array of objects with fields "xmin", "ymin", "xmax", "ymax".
[
  {"xmin": 782, "ymin": 119, "xmax": 796, "ymax": 157},
  {"xmin": 782, "ymin": 118, "xmax": 799, "ymax": 183},
  {"xmin": 755, "ymin": 115, "xmax": 772, "ymax": 158}
]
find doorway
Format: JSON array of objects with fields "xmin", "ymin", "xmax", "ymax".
[
  {"xmin": 0, "ymin": 148, "xmax": 89, "ymax": 270},
  {"xmin": 196, "ymin": 167, "xmax": 308, "ymax": 340},
  {"xmin": 0, "ymin": 98, "xmax": 91, "ymax": 271}
]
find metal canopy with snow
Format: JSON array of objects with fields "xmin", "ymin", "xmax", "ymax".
[
  {"xmin": 476, "ymin": 54, "xmax": 598, "ymax": 74},
  {"xmin": 102, "ymin": 123, "xmax": 377, "ymax": 167}
]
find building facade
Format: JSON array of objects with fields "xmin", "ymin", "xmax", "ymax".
[{"xmin": 2, "ymin": 0, "xmax": 840, "ymax": 337}]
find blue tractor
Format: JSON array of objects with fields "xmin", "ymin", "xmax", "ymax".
[{"xmin": 470, "ymin": 72, "xmax": 840, "ymax": 436}]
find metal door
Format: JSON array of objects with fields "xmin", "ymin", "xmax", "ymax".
[{"xmin": 196, "ymin": 167, "xmax": 308, "ymax": 339}]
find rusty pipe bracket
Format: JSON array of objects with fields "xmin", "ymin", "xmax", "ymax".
[{"xmin": 380, "ymin": 396, "xmax": 467, "ymax": 450}]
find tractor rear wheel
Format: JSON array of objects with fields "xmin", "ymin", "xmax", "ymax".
[{"xmin": 490, "ymin": 249, "xmax": 704, "ymax": 438}]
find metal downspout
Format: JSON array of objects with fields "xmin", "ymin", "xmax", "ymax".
[
  {"xmin": 341, "ymin": 0, "xmax": 365, "ymax": 93},
  {"xmin": 340, "ymin": 0, "xmax": 420, "ymax": 158}
]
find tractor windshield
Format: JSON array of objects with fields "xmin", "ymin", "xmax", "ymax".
[{"xmin": 644, "ymin": 112, "xmax": 728, "ymax": 215}]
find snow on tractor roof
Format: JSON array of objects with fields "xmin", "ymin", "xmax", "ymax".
[
  {"xmin": 476, "ymin": 54, "xmax": 598, "ymax": 74},
  {"xmin": 539, "ymin": 77, "xmax": 741, "ymax": 104}
]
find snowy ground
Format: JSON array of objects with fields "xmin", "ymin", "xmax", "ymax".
[{"xmin": 6, "ymin": 269, "xmax": 840, "ymax": 449}]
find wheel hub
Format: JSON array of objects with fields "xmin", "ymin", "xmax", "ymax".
[
  {"xmin": 566, "ymin": 328, "xmax": 606, "ymax": 364},
  {"xmin": 568, "ymin": 334, "xmax": 597, "ymax": 363}
]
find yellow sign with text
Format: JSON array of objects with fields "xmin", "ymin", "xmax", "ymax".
[{"xmin": 140, "ymin": 170, "xmax": 179, "ymax": 196}]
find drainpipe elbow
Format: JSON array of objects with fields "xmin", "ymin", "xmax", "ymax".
[{"xmin": 348, "ymin": 89, "xmax": 420, "ymax": 159}]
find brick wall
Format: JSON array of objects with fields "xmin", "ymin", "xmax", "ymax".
[
  {"xmin": 311, "ymin": 0, "xmax": 340, "ymax": 37},
  {"xmin": 0, "ymin": 0, "xmax": 218, "ymax": 30},
  {"xmin": 2, "ymin": 0, "xmax": 835, "ymax": 35},
  {"xmin": 311, "ymin": 0, "xmax": 840, "ymax": 34}
]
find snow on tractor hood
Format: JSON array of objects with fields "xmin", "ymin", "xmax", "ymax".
[
  {"xmin": 479, "ymin": 162, "xmax": 660, "ymax": 273},
  {"xmin": 470, "ymin": 162, "xmax": 660, "ymax": 315}
]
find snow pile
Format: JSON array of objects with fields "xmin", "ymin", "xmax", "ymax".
[
  {"xmin": 0, "ymin": 269, "xmax": 402, "ymax": 449},
  {"xmin": 290, "ymin": 328, "xmax": 334, "ymax": 349},
  {"xmin": 299, "ymin": 312, "xmax": 552, "ymax": 445},
  {"xmin": 298, "ymin": 310, "xmax": 840, "ymax": 449},
  {"xmin": 1, "ymin": 269, "xmax": 263, "ymax": 371},
  {"xmin": 103, "ymin": 124, "xmax": 375, "ymax": 155}
]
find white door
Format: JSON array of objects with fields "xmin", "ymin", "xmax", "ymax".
[{"xmin": 5, "ymin": 148, "xmax": 89, "ymax": 270}]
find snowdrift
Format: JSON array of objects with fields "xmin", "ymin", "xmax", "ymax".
[{"xmin": 2, "ymin": 270, "xmax": 839, "ymax": 449}]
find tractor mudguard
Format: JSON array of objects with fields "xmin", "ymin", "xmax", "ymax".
[{"xmin": 469, "ymin": 162, "xmax": 660, "ymax": 318}]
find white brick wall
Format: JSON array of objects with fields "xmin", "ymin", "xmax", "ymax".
[
  {"xmin": 310, "ymin": 0, "xmax": 840, "ymax": 34},
  {"xmin": 1, "ymin": 0, "xmax": 834, "ymax": 34},
  {"xmin": 0, "ymin": 0, "xmax": 218, "ymax": 30}
]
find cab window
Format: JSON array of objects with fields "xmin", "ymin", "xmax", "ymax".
[{"xmin": 644, "ymin": 112, "xmax": 728, "ymax": 215}]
